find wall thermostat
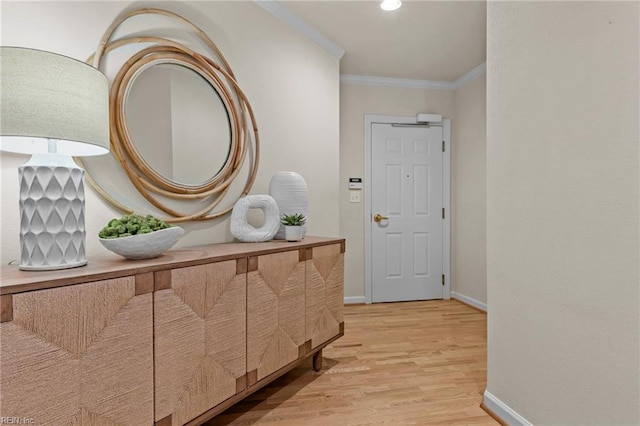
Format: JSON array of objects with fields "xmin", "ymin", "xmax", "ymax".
[{"xmin": 349, "ymin": 178, "xmax": 362, "ymax": 190}]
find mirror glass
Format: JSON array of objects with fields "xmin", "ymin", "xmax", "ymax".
[{"xmin": 125, "ymin": 64, "xmax": 231, "ymax": 186}]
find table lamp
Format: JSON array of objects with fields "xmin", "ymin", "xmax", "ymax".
[{"xmin": 0, "ymin": 47, "xmax": 110, "ymax": 270}]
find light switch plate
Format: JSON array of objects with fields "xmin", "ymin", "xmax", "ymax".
[{"xmin": 350, "ymin": 192, "xmax": 361, "ymax": 203}]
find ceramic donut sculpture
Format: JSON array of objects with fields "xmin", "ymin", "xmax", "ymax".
[{"xmin": 230, "ymin": 195, "xmax": 280, "ymax": 242}]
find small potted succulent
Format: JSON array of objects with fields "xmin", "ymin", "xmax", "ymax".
[{"xmin": 281, "ymin": 213, "xmax": 306, "ymax": 242}]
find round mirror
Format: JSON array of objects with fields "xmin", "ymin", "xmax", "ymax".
[
  {"xmin": 125, "ymin": 63, "xmax": 231, "ymax": 186},
  {"xmin": 80, "ymin": 8, "xmax": 260, "ymax": 222}
]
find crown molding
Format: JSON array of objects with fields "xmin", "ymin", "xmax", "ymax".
[
  {"xmin": 254, "ymin": 0, "xmax": 345, "ymax": 59},
  {"xmin": 341, "ymin": 62, "xmax": 486, "ymax": 91},
  {"xmin": 340, "ymin": 74, "xmax": 456, "ymax": 90},
  {"xmin": 453, "ymin": 62, "xmax": 486, "ymax": 89}
]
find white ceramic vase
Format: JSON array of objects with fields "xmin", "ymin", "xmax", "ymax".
[{"xmin": 269, "ymin": 171, "xmax": 308, "ymax": 240}]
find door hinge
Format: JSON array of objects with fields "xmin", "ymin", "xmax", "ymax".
[
  {"xmin": 442, "ymin": 140, "xmax": 445, "ymax": 152},
  {"xmin": 442, "ymin": 274, "xmax": 445, "ymax": 286},
  {"xmin": 442, "ymin": 208, "xmax": 445, "ymax": 219}
]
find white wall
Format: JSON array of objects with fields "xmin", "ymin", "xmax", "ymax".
[
  {"xmin": 486, "ymin": 2, "xmax": 639, "ymax": 424},
  {"xmin": 452, "ymin": 75, "xmax": 487, "ymax": 306},
  {"xmin": 339, "ymin": 83, "xmax": 454, "ymax": 299},
  {"xmin": 0, "ymin": 1, "xmax": 340, "ymax": 265}
]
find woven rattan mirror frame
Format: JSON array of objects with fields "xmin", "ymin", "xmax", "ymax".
[{"xmin": 78, "ymin": 8, "xmax": 259, "ymax": 222}]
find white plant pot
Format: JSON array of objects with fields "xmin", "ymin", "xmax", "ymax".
[{"xmin": 284, "ymin": 226, "xmax": 304, "ymax": 242}]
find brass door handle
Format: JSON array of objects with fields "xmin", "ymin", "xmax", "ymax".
[{"xmin": 373, "ymin": 213, "xmax": 389, "ymax": 223}]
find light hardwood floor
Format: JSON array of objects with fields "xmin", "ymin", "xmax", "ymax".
[{"xmin": 204, "ymin": 300, "xmax": 497, "ymax": 425}]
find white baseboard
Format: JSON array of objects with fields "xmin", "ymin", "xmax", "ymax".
[
  {"xmin": 451, "ymin": 291, "xmax": 487, "ymax": 312},
  {"xmin": 345, "ymin": 294, "xmax": 484, "ymax": 308},
  {"xmin": 483, "ymin": 391, "xmax": 532, "ymax": 426}
]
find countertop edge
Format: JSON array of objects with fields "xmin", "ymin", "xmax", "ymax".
[{"xmin": 0, "ymin": 236, "xmax": 345, "ymax": 295}]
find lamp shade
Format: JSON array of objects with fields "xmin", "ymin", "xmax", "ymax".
[{"xmin": 0, "ymin": 47, "xmax": 109, "ymax": 155}]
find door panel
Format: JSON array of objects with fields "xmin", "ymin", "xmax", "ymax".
[
  {"xmin": 247, "ymin": 250, "xmax": 305, "ymax": 382},
  {"xmin": 371, "ymin": 123, "xmax": 443, "ymax": 302},
  {"xmin": 154, "ymin": 260, "xmax": 246, "ymax": 425},
  {"xmin": 306, "ymin": 243, "xmax": 345, "ymax": 349},
  {"xmin": 0, "ymin": 277, "xmax": 153, "ymax": 425}
]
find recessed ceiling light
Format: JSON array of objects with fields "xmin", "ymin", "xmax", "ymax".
[{"xmin": 380, "ymin": 0, "xmax": 402, "ymax": 11}]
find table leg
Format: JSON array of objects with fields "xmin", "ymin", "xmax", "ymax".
[{"xmin": 312, "ymin": 349, "xmax": 323, "ymax": 372}]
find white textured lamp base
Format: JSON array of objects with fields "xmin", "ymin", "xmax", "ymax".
[{"xmin": 18, "ymin": 154, "xmax": 87, "ymax": 271}]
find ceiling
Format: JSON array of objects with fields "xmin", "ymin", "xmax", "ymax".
[{"xmin": 281, "ymin": 0, "xmax": 486, "ymax": 82}]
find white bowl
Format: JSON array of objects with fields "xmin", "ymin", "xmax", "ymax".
[{"xmin": 99, "ymin": 226, "xmax": 184, "ymax": 260}]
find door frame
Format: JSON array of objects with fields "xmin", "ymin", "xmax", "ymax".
[{"xmin": 364, "ymin": 114, "xmax": 451, "ymax": 303}]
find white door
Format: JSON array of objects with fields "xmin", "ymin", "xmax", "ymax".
[{"xmin": 371, "ymin": 123, "xmax": 443, "ymax": 302}]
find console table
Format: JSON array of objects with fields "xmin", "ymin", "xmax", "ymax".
[{"xmin": 0, "ymin": 236, "xmax": 345, "ymax": 425}]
